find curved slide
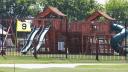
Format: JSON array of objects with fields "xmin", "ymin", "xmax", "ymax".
[
  {"xmin": 21, "ymin": 27, "xmax": 40, "ymax": 54},
  {"xmin": 32, "ymin": 25, "xmax": 51, "ymax": 53},
  {"xmin": 110, "ymin": 24, "xmax": 128, "ymax": 53}
]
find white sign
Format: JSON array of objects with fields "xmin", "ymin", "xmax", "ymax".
[{"xmin": 58, "ymin": 42, "xmax": 65, "ymax": 51}]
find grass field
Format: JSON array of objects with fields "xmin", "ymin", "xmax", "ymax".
[
  {"xmin": 0, "ymin": 64, "xmax": 128, "ymax": 72},
  {"xmin": 0, "ymin": 54, "xmax": 128, "ymax": 72},
  {"xmin": 0, "ymin": 55, "xmax": 98, "ymax": 64},
  {"xmin": 0, "ymin": 55, "xmax": 127, "ymax": 63}
]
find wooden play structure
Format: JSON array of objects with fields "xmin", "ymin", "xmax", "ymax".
[
  {"xmin": 1, "ymin": 6, "xmax": 126, "ymax": 56},
  {"xmin": 33, "ymin": 6, "xmax": 67, "ymax": 53},
  {"xmin": 32, "ymin": 6, "xmax": 117, "ymax": 55},
  {"xmin": 68, "ymin": 11, "xmax": 116, "ymax": 54}
]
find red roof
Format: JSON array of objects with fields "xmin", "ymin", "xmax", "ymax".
[
  {"xmin": 86, "ymin": 11, "xmax": 115, "ymax": 21},
  {"xmin": 37, "ymin": 6, "xmax": 66, "ymax": 18}
]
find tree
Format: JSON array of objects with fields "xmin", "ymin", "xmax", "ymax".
[
  {"xmin": 38, "ymin": 0, "xmax": 103, "ymax": 21},
  {"xmin": 0, "ymin": 0, "xmax": 36, "ymax": 19},
  {"xmin": 105, "ymin": 0, "xmax": 128, "ymax": 22},
  {"xmin": 0, "ymin": 0, "xmax": 38, "ymax": 39},
  {"xmin": 0, "ymin": 0, "xmax": 103, "ymax": 21}
]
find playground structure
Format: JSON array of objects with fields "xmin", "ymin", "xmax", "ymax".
[
  {"xmin": 67, "ymin": 11, "xmax": 116, "ymax": 54},
  {"xmin": 0, "ymin": 6, "xmax": 127, "ymax": 57},
  {"xmin": 20, "ymin": 6, "xmax": 67, "ymax": 54},
  {"xmin": 20, "ymin": 6, "xmax": 128, "ymax": 55},
  {"xmin": 68, "ymin": 11, "xmax": 128, "ymax": 55}
]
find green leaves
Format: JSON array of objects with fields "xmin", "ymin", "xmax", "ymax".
[
  {"xmin": 0, "ymin": 0, "xmax": 103, "ymax": 21},
  {"xmin": 0, "ymin": 0, "xmax": 36, "ymax": 18},
  {"xmin": 105, "ymin": 0, "xmax": 128, "ymax": 21},
  {"xmin": 44, "ymin": 0, "xmax": 103, "ymax": 21}
]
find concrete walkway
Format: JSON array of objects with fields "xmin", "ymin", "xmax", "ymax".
[{"xmin": 0, "ymin": 63, "xmax": 127, "ymax": 69}]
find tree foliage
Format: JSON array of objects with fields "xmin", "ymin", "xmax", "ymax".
[
  {"xmin": 105, "ymin": 0, "xmax": 128, "ymax": 21},
  {"xmin": 0, "ymin": 0, "xmax": 36, "ymax": 19},
  {"xmin": 0, "ymin": 0, "xmax": 103, "ymax": 21},
  {"xmin": 42, "ymin": 0, "xmax": 103, "ymax": 21}
]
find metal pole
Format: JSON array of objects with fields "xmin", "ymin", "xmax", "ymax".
[
  {"xmin": 65, "ymin": 17, "xmax": 68, "ymax": 59},
  {"xmin": 1, "ymin": 13, "xmax": 6, "ymax": 56},
  {"xmin": 1, "ymin": 18, "xmax": 4, "ymax": 56},
  {"xmin": 96, "ymin": 39, "xmax": 99, "ymax": 61},
  {"xmin": 125, "ymin": 19, "xmax": 127, "ymax": 60}
]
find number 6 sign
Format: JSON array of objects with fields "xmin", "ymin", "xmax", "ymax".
[{"xmin": 17, "ymin": 20, "xmax": 31, "ymax": 32}]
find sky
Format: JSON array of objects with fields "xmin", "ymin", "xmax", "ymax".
[{"xmin": 95, "ymin": 0, "xmax": 109, "ymax": 5}]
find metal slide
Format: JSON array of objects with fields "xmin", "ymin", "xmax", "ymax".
[
  {"xmin": 21, "ymin": 27, "xmax": 40, "ymax": 54},
  {"xmin": 110, "ymin": 24, "xmax": 128, "ymax": 53},
  {"xmin": 32, "ymin": 25, "xmax": 50, "ymax": 53}
]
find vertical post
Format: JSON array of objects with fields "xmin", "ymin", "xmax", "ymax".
[
  {"xmin": 1, "ymin": 18, "xmax": 4, "ymax": 56},
  {"xmin": 96, "ymin": 39, "xmax": 99, "ymax": 61},
  {"xmin": 1, "ymin": 14, "xmax": 6, "ymax": 56},
  {"xmin": 15, "ymin": 20, "xmax": 18, "ymax": 51},
  {"xmin": 14, "ymin": 63, "xmax": 15, "ymax": 72},
  {"xmin": 81, "ymin": 24, "xmax": 83, "ymax": 54},
  {"xmin": 33, "ymin": 39, "xmax": 38, "ymax": 59},
  {"xmin": 124, "ymin": 19, "xmax": 127, "ymax": 60},
  {"xmin": 65, "ymin": 17, "xmax": 68, "ymax": 59}
]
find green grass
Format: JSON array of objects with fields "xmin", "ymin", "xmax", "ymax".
[
  {"xmin": 0, "ymin": 64, "xmax": 128, "ymax": 72},
  {"xmin": 0, "ymin": 55, "xmax": 128, "ymax": 63},
  {"xmin": 0, "ymin": 55, "xmax": 97, "ymax": 64}
]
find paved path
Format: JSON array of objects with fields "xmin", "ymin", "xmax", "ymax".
[{"xmin": 0, "ymin": 63, "xmax": 127, "ymax": 69}]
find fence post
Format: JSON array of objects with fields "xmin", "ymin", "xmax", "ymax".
[
  {"xmin": 124, "ymin": 20, "xmax": 127, "ymax": 60},
  {"xmin": 33, "ymin": 39, "xmax": 38, "ymax": 59},
  {"xmin": 0, "ymin": 18, "xmax": 6, "ymax": 56},
  {"xmin": 96, "ymin": 40, "xmax": 99, "ymax": 61},
  {"xmin": 65, "ymin": 17, "xmax": 68, "ymax": 59}
]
